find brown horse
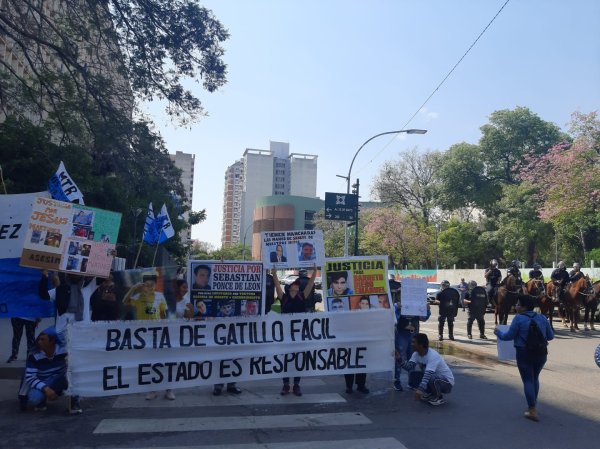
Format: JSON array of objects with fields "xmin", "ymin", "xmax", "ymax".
[
  {"xmin": 494, "ymin": 275, "xmax": 522, "ymax": 325},
  {"xmin": 525, "ymin": 278, "xmax": 554, "ymax": 328},
  {"xmin": 583, "ymin": 279, "xmax": 599, "ymax": 331},
  {"xmin": 563, "ymin": 276, "xmax": 593, "ymax": 331}
]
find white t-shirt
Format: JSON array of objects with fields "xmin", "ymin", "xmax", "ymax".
[
  {"xmin": 175, "ymin": 294, "xmax": 191, "ymax": 319},
  {"xmin": 409, "ymin": 348, "xmax": 455, "ymax": 385}
]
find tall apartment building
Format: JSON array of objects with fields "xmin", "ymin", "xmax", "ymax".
[
  {"xmin": 169, "ymin": 151, "xmax": 195, "ymax": 244},
  {"xmin": 221, "ymin": 141, "xmax": 318, "ymax": 246}
]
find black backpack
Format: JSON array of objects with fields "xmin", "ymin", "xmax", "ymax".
[{"xmin": 523, "ymin": 313, "xmax": 548, "ymax": 356}]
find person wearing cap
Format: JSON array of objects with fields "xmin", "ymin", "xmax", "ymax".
[
  {"xmin": 18, "ymin": 326, "xmax": 78, "ymax": 413},
  {"xmin": 272, "ymin": 265, "xmax": 317, "ymax": 397}
]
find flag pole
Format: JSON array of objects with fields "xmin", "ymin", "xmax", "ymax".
[
  {"xmin": 133, "ymin": 240, "xmax": 144, "ymax": 268},
  {"xmin": 152, "ymin": 242, "xmax": 160, "ymax": 266}
]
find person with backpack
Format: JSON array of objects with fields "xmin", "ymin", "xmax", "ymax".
[{"xmin": 494, "ymin": 295, "xmax": 554, "ymax": 422}]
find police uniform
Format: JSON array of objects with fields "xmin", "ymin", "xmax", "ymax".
[
  {"xmin": 528, "ymin": 269, "xmax": 544, "ymax": 281},
  {"xmin": 465, "ymin": 286, "xmax": 488, "ymax": 339},
  {"xmin": 436, "ymin": 287, "xmax": 459, "ymax": 340},
  {"xmin": 484, "ymin": 267, "xmax": 501, "ymax": 306},
  {"xmin": 550, "ymin": 268, "xmax": 570, "ymax": 300}
]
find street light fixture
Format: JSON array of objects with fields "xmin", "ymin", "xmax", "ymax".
[{"xmin": 338, "ymin": 129, "xmax": 428, "ymax": 256}]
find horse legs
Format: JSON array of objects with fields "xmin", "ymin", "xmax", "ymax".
[{"xmin": 584, "ymin": 305, "xmax": 590, "ymax": 331}]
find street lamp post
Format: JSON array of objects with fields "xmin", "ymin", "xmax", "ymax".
[
  {"xmin": 338, "ymin": 129, "xmax": 427, "ymax": 256},
  {"xmin": 242, "ymin": 222, "xmax": 254, "ymax": 261}
]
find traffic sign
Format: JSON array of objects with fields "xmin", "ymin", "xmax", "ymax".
[{"xmin": 324, "ymin": 192, "xmax": 357, "ymax": 221}]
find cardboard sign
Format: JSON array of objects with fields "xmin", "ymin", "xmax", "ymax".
[
  {"xmin": 400, "ymin": 278, "xmax": 428, "ymax": 317},
  {"xmin": 261, "ymin": 230, "xmax": 325, "ymax": 269},
  {"xmin": 20, "ymin": 197, "xmax": 121, "ymax": 277}
]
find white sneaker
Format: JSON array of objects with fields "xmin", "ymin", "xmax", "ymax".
[
  {"xmin": 428, "ymin": 396, "xmax": 447, "ymax": 406},
  {"xmin": 145, "ymin": 392, "xmax": 158, "ymax": 400},
  {"xmin": 164, "ymin": 390, "xmax": 175, "ymax": 400}
]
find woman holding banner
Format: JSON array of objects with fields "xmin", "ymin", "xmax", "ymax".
[{"xmin": 272, "ymin": 266, "xmax": 317, "ymax": 397}]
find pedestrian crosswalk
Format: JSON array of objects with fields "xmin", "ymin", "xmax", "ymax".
[{"xmin": 91, "ymin": 378, "xmax": 410, "ymax": 448}]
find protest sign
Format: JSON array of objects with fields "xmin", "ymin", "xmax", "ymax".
[
  {"xmin": 20, "ymin": 197, "xmax": 121, "ymax": 277},
  {"xmin": 0, "ymin": 192, "xmax": 55, "ymax": 318},
  {"xmin": 496, "ymin": 325, "xmax": 516, "ymax": 361},
  {"xmin": 399, "ymin": 278, "xmax": 428, "ymax": 317},
  {"xmin": 67, "ymin": 309, "xmax": 395, "ymax": 396},
  {"xmin": 323, "ymin": 256, "xmax": 391, "ymax": 312},
  {"xmin": 261, "ymin": 230, "xmax": 325, "ymax": 269},
  {"xmin": 189, "ymin": 260, "xmax": 266, "ymax": 318}
]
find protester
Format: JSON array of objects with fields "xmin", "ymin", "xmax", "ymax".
[
  {"xmin": 174, "ymin": 279, "xmax": 193, "ymax": 319},
  {"xmin": 494, "ymin": 295, "xmax": 554, "ymax": 422},
  {"xmin": 6, "ymin": 317, "xmax": 39, "ymax": 363},
  {"xmin": 399, "ymin": 333, "xmax": 454, "ymax": 406},
  {"xmin": 91, "ymin": 274, "xmax": 119, "ymax": 321},
  {"xmin": 17, "ymin": 326, "xmax": 78, "ymax": 413},
  {"xmin": 272, "ymin": 265, "xmax": 317, "ymax": 396},
  {"xmin": 394, "ymin": 302, "xmax": 431, "ymax": 391},
  {"xmin": 123, "ymin": 274, "xmax": 173, "ymax": 400}
]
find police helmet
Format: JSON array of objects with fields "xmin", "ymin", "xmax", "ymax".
[
  {"xmin": 490, "ymin": 259, "xmax": 498, "ymax": 268},
  {"xmin": 441, "ymin": 280, "xmax": 450, "ymax": 288},
  {"xmin": 533, "ymin": 263, "xmax": 541, "ymax": 270},
  {"xmin": 558, "ymin": 261, "xmax": 566, "ymax": 269},
  {"xmin": 573, "ymin": 262, "xmax": 581, "ymax": 270},
  {"xmin": 468, "ymin": 280, "xmax": 477, "ymax": 289},
  {"xmin": 511, "ymin": 260, "xmax": 521, "ymax": 268}
]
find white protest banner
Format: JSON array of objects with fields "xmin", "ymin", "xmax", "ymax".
[
  {"xmin": 67, "ymin": 309, "xmax": 395, "ymax": 397},
  {"xmin": 399, "ymin": 278, "xmax": 428, "ymax": 317},
  {"xmin": 496, "ymin": 325, "xmax": 516, "ymax": 361},
  {"xmin": 189, "ymin": 260, "xmax": 266, "ymax": 317},
  {"xmin": 323, "ymin": 256, "xmax": 391, "ymax": 312},
  {"xmin": 261, "ymin": 229, "xmax": 324, "ymax": 269},
  {"xmin": 20, "ymin": 197, "xmax": 121, "ymax": 277}
]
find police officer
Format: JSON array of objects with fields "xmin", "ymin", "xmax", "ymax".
[
  {"xmin": 569, "ymin": 262, "xmax": 584, "ymax": 283},
  {"xmin": 505, "ymin": 260, "xmax": 523, "ymax": 288},
  {"xmin": 463, "ymin": 280, "xmax": 488, "ymax": 340},
  {"xmin": 433, "ymin": 280, "xmax": 459, "ymax": 341},
  {"xmin": 529, "ymin": 263, "xmax": 544, "ymax": 282},
  {"xmin": 484, "ymin": 259, "xmax": 502, "ymax": 306},
  {"xmin": 550, "ymin": 261, "xmax": 570, "ymax": 301}
]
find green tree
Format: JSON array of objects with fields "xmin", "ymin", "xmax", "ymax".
[{"xmin": 437, "ymin": 220, "xmax": 484, "ymax": 268}]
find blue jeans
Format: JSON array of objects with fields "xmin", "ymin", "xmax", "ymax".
[
  {"xmin": 515, "ymin": 347, "xmax": 547, "ymax": 408},
  {"xmin": 27, "ymin": 374, "xmax": 68, "ymax": 407},
  {"xmin": 409, "ymin": 371, "xmax": 453, "ymax": 397},
  {"xmin": 394, "ymin": 330, "xmax": 412, "ymax": 381}
]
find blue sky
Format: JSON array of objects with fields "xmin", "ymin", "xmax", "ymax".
[{"xmin": 146, "ymin": 0, "xmax": 600, "ymax": 247}]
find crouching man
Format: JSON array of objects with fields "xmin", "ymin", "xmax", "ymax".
[
  {"xmin": 399, "ymin": 333, "xmax": 455, "ymax": 406},
  {"xmin": 18, "ymin": 326, "xmax": 80, "ymax": 413}
]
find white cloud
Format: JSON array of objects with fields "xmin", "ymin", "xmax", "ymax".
[{"xmin": 418, "ymin": 107, "xmax": 439, "ymax": 121}]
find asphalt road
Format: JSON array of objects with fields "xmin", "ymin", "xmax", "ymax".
[{"xmin": 0, "ymin": 309, "xmax": 599, "ymax": 449}]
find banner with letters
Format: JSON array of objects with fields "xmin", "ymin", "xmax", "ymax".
[
  {"xmin": 188, "ymin": 260, "xmax": 266, "ymax": 318},
  {"xmin": 0, "ymin": 192, "xmax": 55, "ymax": 318},
  {"xmin": 324, "ymin": 256, "xmax": 392, "ymax": 312},
  {"xmin": 399, "ymin": 277, "xmax": 428, "ymax": 317},
  {"xmin": 67, "ymin": 310, "xmax": 395, "ymax": 396},
  {"xmin": 20, "ymin": 197, "xmax": 121, "ymax": 277},
  {"xmin": 261, "ymin": 229, "xmax": 325, "ymax": 269}
]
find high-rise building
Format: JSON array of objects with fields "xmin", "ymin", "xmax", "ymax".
[
  {"xmin": 169, "ymin": 151, "xmax": 195, "ymax": 243},
  {"xmin": 221, "ymin": 141, "xmax": 318, "ymax": 246}
]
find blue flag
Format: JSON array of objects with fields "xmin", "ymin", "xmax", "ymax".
[
  {"xmin": 157, "ymin": 204, "xmax": 175, "ymax": 244},
  {"xmin": 48, "ymin": 161, "xmax": 84, "ymax": 204},
  {"xmin": 143, "ymin": 203, "xmax": 160, "ymax": 245}
]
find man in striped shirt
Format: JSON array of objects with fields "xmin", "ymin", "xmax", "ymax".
[
  {"xmin": 18, "ymin": 327, "xmax": 78, "ymax": 412},
  {"xmin": 399, "ymin": 333, "xmax": 454, "ymax": 406}
]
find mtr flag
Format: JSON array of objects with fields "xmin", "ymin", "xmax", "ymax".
[
  {"xmin": 48, "ymin": 161, "xmax": 85, "ymax": 204},
  {"xmin": 157, "ymin": 203, "xmax": 175, "ymax": 244}
]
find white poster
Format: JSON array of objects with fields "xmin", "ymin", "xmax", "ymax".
[
  {"xmin": 261, "ymin": 230, "xmax": 325, "ymax": 269},
  {"xmin": 496, "ymin": 325, "xmax": 516, "ymax": 361},
  {"xmin": 400, "ymin": 278, "xmax": 428, "ymax": 317},
  {"xmin": 67, "ymin": 309, "xmax": 395, "ymax": 397}
]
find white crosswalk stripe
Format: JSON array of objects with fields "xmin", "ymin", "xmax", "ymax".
[
  {"xmin": 94, "ymin": 412, "xmax": 371, "ymax": 434},
  {"xmin": 102, "ymin": 438, "xmax": 408, "ymax": 449}
]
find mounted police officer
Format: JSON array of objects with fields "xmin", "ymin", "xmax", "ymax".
[
  {"xmin": 569, "ymin": 262, "xmax": 584, "ymax": 283},
  {"xmin": 529, "ymin": 263, "xmax": 544, "ymax": 282},
  {"xmin": 550, "ymin": 261, "xmax": 570, "ymax": 302},
  {"xmin": 463, "ymin": 280, "xmax": 488, "ymax": 340},
  {"xmin": 502, "ymin": 260, "xmax": 523, "ymax": 289},
  {"xmin": 484, "ymin": 259, "xmax": 502, "ymax": 306},
  {"xmin": 433, "ymin": 280, "xmax": 459, "ymax": 341}
]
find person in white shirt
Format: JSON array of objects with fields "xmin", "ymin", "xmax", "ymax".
[{"xmin": 399, "ymin": 333, "xmax": 454, "ymax": 406}]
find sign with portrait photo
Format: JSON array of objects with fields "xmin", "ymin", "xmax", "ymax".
[
  {"xmin": 261, "ymin": 229, "xmax": 324, "ymax": 269},
  {"xmin": 188, "ymin": 260, "xmax": 266, "ymax": 318},
  {"xmin": 324, "ymin": 256, "xmax": 391, "ymax": 313},
  {"xmin": 20, "ymin": 197, "xmax": 121, "ymax": 277}
]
